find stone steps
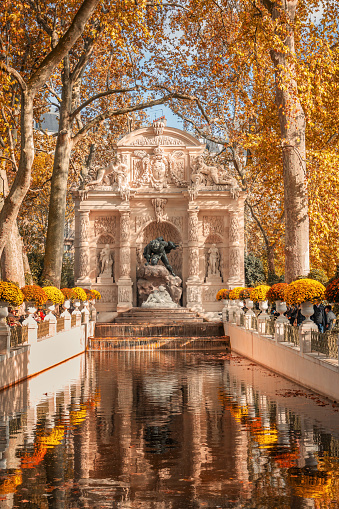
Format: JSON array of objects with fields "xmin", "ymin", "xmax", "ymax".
[
  {"xmin": 113, "ymin": 307, "xmax": 204, "ymax": 324},
  {"xmin": 94, "ymin": 322, "xmax": 224, "ymax": 338},
  {"xmin": 89, "ymin": 336, "xmax": 230, "ymax": 351}
]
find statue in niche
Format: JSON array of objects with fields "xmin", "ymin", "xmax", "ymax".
[
  {"xmin": 207, "ymin": 244, "xmax": 221, "ymax": 277},
  {"xmin": 143, "ymin": 237, "xmax": 179, "ymax": 276},
  {"xmin": 98, "ymin": 244, "xmax": 114, "ymax": 277},
  {"xmin": 141, "ymin": 285, "xmax": 178, "ymax": 308}
]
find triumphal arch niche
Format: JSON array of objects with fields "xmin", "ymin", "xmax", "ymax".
[{"xmin": 73, "ymin": 119, "xmax": 245, "ymax": 317}]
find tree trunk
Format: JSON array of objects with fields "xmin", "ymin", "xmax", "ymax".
[
  {"xmin": 267, "ymin": 244, "xmax": 276, "ymax": 276},
  {"xmin": 0, "ymin": 0, "xmax": 99, "ymax": 263},
  {"xmin": 1, "ymin": 223, "xmax": 25, "ymax": 287},
  {"xmin": 42, "ymin": 66, "xmax": 73, "ymax": 287},
  {"xmin": 0, "ymin": 168, "xmax": 26, "ymax": 286},
  {"xmin": 0, "ymin": 92, "xmax": 35, "ymax": 257},
  {"xmin": 268, "ymin": 0, "xmax": 309, "ymax": 283}
]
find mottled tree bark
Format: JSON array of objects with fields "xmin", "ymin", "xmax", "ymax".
[
  {"xmin": 42, "ymin": 60, "xmax": 73, "ymax": 287},
  {"xmin": 0, "ymin": 0, "xmax": 99, "ymax": 261},
  {"xmin": 261, "ymin": 0, "xmax": 310, "ymax": 282}
]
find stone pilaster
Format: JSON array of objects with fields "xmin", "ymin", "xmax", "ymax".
[
  {"xmin": 76, "ymin": 209, "xmax": 92, "ymax": 286},
  {"xmin": 186, "ymin": 208, "xmax": 202, "ymax": 310},
  {"xmin": 228, "ymin": 210, "xmax": 242, "ymax": 286},
  {"xmin": 117, "ymin": 209, "xmax": 133, "ymax": 311}
]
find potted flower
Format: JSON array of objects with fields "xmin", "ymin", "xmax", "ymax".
[
  {"xmin": 0, "ymin": 281, "xmax": 24, "ymax": 328},
  {"xmin": 43, "ymin": 286, "xmax": 65, "ymax": 306},
  {"xmin": 285, "ymin": 278, "xmax": 325, "ymax": 326},
  {"xmin": 43, "ymin": 286, "xmax": 65, "ymax": 322},
  {"xmin": 229, "ymin": 287, "xmax": 246, "ymax": 325},
  {"xmin": 21, "ymin": 285, "xmax": 48, "ymax": 307},
  {"xmin": 216, "ymin": 288, "xmax": 229, "ymax": 301},
  {"xmin": 267, "ymin": 283, "xmax": 289, "ymax": 320},
  {"xmin": 72, "ymin": 287, "xmax": 88, "ymax": 319},
  {"xmin": 60, "ymin": 288, "xmax": 76, "ymax": 316},
  {"xmin": 250, "ymin": 285, "xmax": 271, "ymax": 330}
]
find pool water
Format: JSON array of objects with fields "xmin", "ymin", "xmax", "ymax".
[{"xmin": 1, "ymin": 350, "xmax": 339, "ymax": 508}]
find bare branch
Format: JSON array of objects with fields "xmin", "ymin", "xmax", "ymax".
[
  {"xmin": 28, "ymin": 0, "xmax": 100, "ymax": 94},
  {"xmin": 72, "ymin": 92, "xmax": 195, "ymax": 144},
  {"xmin": 70, "ymin": 86, "xmax": 139, "ymax": 119},
  {"xmin": 0, "ymin": 62, "xmax": 26, "ymax": 91}
]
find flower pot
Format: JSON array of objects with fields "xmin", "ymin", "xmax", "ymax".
[
  {"xmin": 300, "ymin": 301, "xmax": 315, "ymax": 325},
  {"xmin": 275, "ymin": 300, "xmax": 288, "ymax": 323}
]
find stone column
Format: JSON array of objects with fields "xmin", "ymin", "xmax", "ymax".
[
  {"xmin": 117, "ymin": 209, "xmax": 133, "ymax": 311},
  {"xmin": 186, "ymin": 208, "xmax": 202, "ymax": 311},
  {"xmin": 76, "ymin": 209, "xmax": 92, "ymax": 286},
  {"xmin": 228, "ymin": 210, "xmax": 242, "ymax": 286}
]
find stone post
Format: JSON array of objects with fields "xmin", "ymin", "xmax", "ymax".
[
  {"xmin": 117, "ymin": 209, "xmax": 133, "ymax": 311},
  {"xmin": 186, "ymin": 208, "xmax": 202, "ymax": 311},
  {"xmin": 0, "ymin": 319, "xmax": 10, "ymax": 357},
  {"xmin": 228, "ymin": 210, "xmax": 242, "ymax": 286},
  {"xmin": 23, "ymin": 313, "xmax": 38, "ymax": 344},
  {"xmin": 76, "ymin": 209, "xmax": 92, "ymax": 286},
  {"xmin": 81, "ymin": 301, "xmax": 90, "ymax": 324}
]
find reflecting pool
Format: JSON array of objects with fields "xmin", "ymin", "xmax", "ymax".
[{"xmin": 1, "ymin": 351, "xmax": 339, "ymax": 508}]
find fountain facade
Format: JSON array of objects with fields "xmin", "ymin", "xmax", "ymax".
[{"xmin": 73, "ymin": 119, "xmax": 245, "ymax": 318}]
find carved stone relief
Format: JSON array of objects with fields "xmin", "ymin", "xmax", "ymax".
[
  {"xmin": 120, "ymin": 247, "xmax": 131, "ymax": 277},
  {"xmin": 229, "ymin": 216, "xmax": 239, "ymax": 244},
  {"xmin": 187, "ymin": 286, "xmax": 201, "ymax": 303},
  {"xmin": 130, "ymin": 136, "xmax": 184, "ymax": 146},
  {"xmin": 131, "ymin": 147, "xmax": 187, "ymax": 189},
  {"xmin": 168, "ymin": 216, "xmax": 183, "ymax": 232},
  {"xmin": 203, "ymin": 286, "xmax": 219, "ymax": 301},
  {"xmin": 98, "ymin": 287, "xmax": 118, "ymax": 303},
  {"xmin": 120, "ymin": 212, "xmax": 130, "ymax": 242},
  {"xmin": 97, "ymin": 234, "xmax": 114, "ymax": 245},
  {"xmin": 79, "ymin": 251, "xmax": 89, "ymax": 278},
  {"xmin": 94, "ymin": 216, "xmax": 116, "ymax": 239},
  {"xmin": 135, "ymin": 214, "xmax": 153, "ymax": 232},
  {"xmin": 229, "ymin": 247, "xmax": 241, "ymax": 277},
  {"xmin": 189, "ymin": 155, "xmax": 240, "ymax": 198},
  {"xmin": 118, "ymin": 287, "xmax": 131, "ymax": 302},
  {"xmin": 152, "ymin": 198, "xmax": 167, "ymax": 223},
  {"xmin": 203, "ymin": 216, "xmax": 224, "ymax": 237},
  {"xmin": 188, "ymin": 212, "xmax": 199, "ymax": 242},
  {"xmin": 79, "ymin": 213, "xmax": 89, "ymax": 242},
  {"xmin": 188, "ymin": 247, "xmax": 200, "ymax": 277}
]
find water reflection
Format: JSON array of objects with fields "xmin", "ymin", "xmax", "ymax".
[{"xmin": 1, "ymin": 351, "xmax": 339, "ymax": 508}]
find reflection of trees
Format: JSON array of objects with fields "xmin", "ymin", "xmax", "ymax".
[{"xmin": 3, "ymin": 352, "xmax": 339, "ymax": 507}]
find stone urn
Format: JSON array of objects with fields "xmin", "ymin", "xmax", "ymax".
[
  {"xmin": 275, "ymin": 300, "xmax": 289, "ymax": 342},
  {"xmin": 23, "ymin": 306, "xmax": 37, "ymax": 327},
  {"xmin": 275, "ymin": 300, "xmax": 288, "ymax": 322},
  {"xmin": 44, "ymin": 302, "xmax": 56, "ymax": 322},
  {"xmin": 257, "ymin": 300, "xmax": 270, "ymax": 334},
  {"xmin": 245, "ymin": 299, "xmax": 255, "ymax": 329},
  {"xmin": 73, "ymin": 300, "xmax": 81, "ymax": 313},
  {"xmin": 61, "ymin": 299, "xmax": 71, "ymax": 318},
  {"xmin": 300, "ymin": 301, "xmax": 315, "ymax": 325},
  {"xmin": 299, "ymin": 301, "xmax": 317, "ymax": 353},
  {"xmin": 235, "ymin": 299, "xmax": 244, "ymax": 326}
]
